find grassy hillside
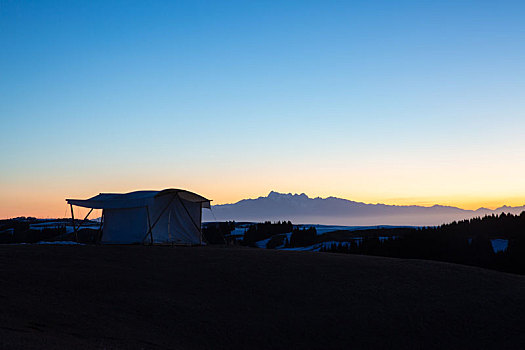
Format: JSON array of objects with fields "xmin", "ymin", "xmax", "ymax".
[{"xmin": 1, "ymin": 245, "xmax": 525, "ymax": 349}]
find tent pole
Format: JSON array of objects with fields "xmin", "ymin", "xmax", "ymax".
[
  {"xmin": 199, "ymin": 204, "xmax": 202, "ymax": 245},
  {"xmin": 97, "ymin": 211, "xmax": 104, "ymax": 244},
  {"xmin": 146, "ymin": 206, "xmax": 154, "ymax": 245},
  {"xmin": 75, "ymin": 208, "xmax": 93, "ymax": 232},
  {"xmin": 70, "ymin": 204, "xmax": 78, "ymax": 242},
  {"xmin": 168, "ymin": 209, "xmax": 171, "ymax": 243}
]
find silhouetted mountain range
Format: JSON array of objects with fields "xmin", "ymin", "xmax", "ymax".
[{"xmin": 203, "ymin": 191, "xmax": 525, "ymax": 226}]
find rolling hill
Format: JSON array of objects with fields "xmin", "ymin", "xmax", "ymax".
[{"xmin": 1, "ymin": 245, "xmax": 525, "ymax": 349}]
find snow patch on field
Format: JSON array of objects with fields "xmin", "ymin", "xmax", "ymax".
[
  {"xmin": 280, "ymin": 245, "xmax": 320, "ymax": 251},
  {"xmin": 37, "ymin": 241, "xmax": 85, "ymax": 245},
  {"xmin": 255, "ymin": 238, "xmax": 272, "ymax": 249},
  {"xmin": 491, "ymin": 239, "xmax": 508, "ymax": 253},
  {"xmin": 280, "ymin": 241, "xmax": 354, "ymax": 252},
  {"xmin": 229, "ymin": 227, "xmax": 247, "ymax": 236},
  {"xmin": 30, "ymin": 222, "xmax": 100, "ymax": 234},
  {"xmin": 379, "ymin": 236, "xmax": 397, "ymax": 241},
  {"xmin": 7, "ymin": 241, "xmax": 84, "ymax": 246}
]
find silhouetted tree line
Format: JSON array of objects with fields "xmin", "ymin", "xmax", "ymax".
[
  {"xmin": 287, "ymin": 227, "xmax": 317, "ymax": 247},
  {"xmin": 202, "ymin": 221, "xmax": 235, "ymax": 244},
  {"xmin": 242, "ymin": 221, "xmax": 293, "ymax": 246},
  {"xmin": 240, "ymin": 223, "xmax": 318, "ymax": 248},
  {"xmin": 320, "ymin": 212, "xmax": 525, "ymax": 275}
]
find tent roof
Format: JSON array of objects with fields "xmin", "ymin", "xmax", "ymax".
[{"xmin": 66, "ymin": 189, "xmax": 211, "ymax": 209}]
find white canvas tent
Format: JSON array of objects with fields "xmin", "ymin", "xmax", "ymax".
[{"xmin": 66, "ymin": 189, "xmax": 211, "ymax": 245}]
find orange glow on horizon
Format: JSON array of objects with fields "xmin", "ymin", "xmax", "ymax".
[
  {"xmin": 2, "ymin": 187, "xmax": 523, "ymax": 219},
  {"xmin": 1, "ymin": 161, "xmax": 524, "ymax": 219}
]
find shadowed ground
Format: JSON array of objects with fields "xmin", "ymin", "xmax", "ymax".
[{"xmin": 1, "ymin": 245, "xmax": 524, "ymax": 349}]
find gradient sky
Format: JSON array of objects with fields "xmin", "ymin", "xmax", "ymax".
[{"xmin": 1, "ymin": 0, "xmax": 525, "ymax": 218}]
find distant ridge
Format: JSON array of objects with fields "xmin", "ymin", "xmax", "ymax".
[{"xmin": 203, "ymin": 191, "xmax": 525, "ymax": 226}]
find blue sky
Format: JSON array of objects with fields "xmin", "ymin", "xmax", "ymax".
[{"xmin": 1, "ymin": 0, "xmax": 525, "ymax": 217}]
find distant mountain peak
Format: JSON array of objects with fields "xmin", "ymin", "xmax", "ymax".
[
  {"xmin": 267, "ymin": 191, "xmax": 283, "ymax": 198},
  {"xmin": 267, "ymin": 191, "xmax": 309, "ymax": 199}
]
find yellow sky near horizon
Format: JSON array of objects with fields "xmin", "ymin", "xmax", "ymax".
[
  {"xmin": 2, "ymin": 134, "xmax": 524, "ymax": 219},
  {"xmin": 1, "ymin": 183, "xmax": 524, "ymax": 219}
]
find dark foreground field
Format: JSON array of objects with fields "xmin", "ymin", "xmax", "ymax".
[{"xmin": 1, "ymin": 246, "xmax": 525, "ymax": 349}]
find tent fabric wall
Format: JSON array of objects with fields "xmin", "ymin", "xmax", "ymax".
[
  {"xmin": 66, "ymin": 189, "xmax": 210, "ymax": 245},
  {"xmin": 149, "ymin": 195, "xmax": 202, "ymax": 244},
  {"xmin": 102, "ymin": 207, "xmax": 149, "ymax": 244},
  {"xmin": 167, "ymin": 198, "xmax": 201, "ymax": 244}
]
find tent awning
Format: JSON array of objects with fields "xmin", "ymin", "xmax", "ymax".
[{"xmin": 66, "ymin": 189, "xmax": 211, "ymax": 209}]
